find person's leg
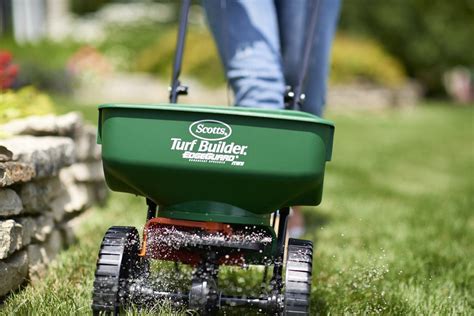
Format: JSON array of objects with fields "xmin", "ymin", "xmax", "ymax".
[
  {"xmin": 202, "ymin": 0, "xmax": 285, "ymax": 109},
  {"xmin": 274, "ymin": 0, "xmax": 310, "ymax": 91},
  {"xmin": 303, "ymin": 0, "xmax": 341, "ymax": 116},
  {"xmin": 276, "ymin": 0, "xmax": 341, "ymax": 237},
  {"xmin": 275, "ymin": 0, "xmax": 341, "ymax": 116}
]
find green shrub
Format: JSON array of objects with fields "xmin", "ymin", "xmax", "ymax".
[
  {"xmin": 330, "ymin": 34, "xmax": 406, "ymax": 87},
  {"xmin": 134, "ymin": 27, "xmax": 225, "ymax": 87},
  {"xmin": 338, "ymin": 0, "xmax": 474, "ymax": 95},
  {"xmin": 99, "ymin": 22, "xmax": 175, "ymax": 72},
  {"xmin": 0, "ymin": 87, "xmax": 56, "ymax": 125}
]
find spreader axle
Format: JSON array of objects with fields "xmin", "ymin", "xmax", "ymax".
[{"xmin": 127, "ymin": 282, "xmax": 283, "ymax": 313}]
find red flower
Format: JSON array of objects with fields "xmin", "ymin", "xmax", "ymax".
[{"xmin": 0, "ymin": 50, "xmax": 19, "ymax": 90}]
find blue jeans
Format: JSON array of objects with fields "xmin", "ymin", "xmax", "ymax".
[{"xmin": 202, "ymin": 0, "xmax": 341, "ymax": 116}]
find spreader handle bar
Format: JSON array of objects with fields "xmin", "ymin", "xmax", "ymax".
[
  {"xmin": 288, "ymin": 0, "xmax": 322, "ymax": 109},
  {"xmin": 169, "ymin": 0, "xmax": 191, "ymax": 103}
]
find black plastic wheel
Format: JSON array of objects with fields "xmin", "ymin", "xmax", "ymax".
[
  {"xmin": 91, "ymin": 226, "xmax": 142, "ymax": 315},
  {"xmin": 283, "ymin": 238, "xmax": 313, "ymax": 315}
]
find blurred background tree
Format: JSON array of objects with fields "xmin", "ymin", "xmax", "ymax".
[
  {"xmin": 70, "ymin": 0, "xmax": 114, "ymax": 15},
  {"xmin": 338, "ymin": 0, "xmax": 474, "ymax": 96}
]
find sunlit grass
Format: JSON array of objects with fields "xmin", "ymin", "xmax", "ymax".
[
  {"xmin": 1, "ymin": 104, "xmax": 473, "ymax": 315},
  {"xmin": 310, "ymin": 103, "xmax": 474, "ymax": 314}
]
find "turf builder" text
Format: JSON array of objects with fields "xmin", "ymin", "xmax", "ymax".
[{"xmin": 170, "ymin": 138, "xmax": 248, "ymax": 155}]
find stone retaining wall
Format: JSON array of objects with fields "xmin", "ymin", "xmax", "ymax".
[{"xmin": 0, "ymin": 113, "xmax": 107, "ymax": 297}]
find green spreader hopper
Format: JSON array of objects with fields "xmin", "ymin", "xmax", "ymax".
[
  {"xmin": 98, "ymin": 103, "xmax": 334, "ymax": 225},
  {"xmin": 93, "ymin": 103, "xmax": 334, "ymax": 315}
]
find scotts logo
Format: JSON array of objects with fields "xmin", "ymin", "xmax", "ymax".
[{"xmin": 189, "ymin": 120, "xmax": 232, "ymax": 141}]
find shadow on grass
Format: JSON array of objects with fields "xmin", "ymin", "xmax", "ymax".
[
  {"xmin": 302, "ymin": 206, "xmax": 331, "ymax": 249},
  {"xmin": 311, "ymin": 296, "xmax": 330, "ymax": 315},
  {"xmin": 302, "ymin": 207, "xmax": 330, "ymax": 231}
]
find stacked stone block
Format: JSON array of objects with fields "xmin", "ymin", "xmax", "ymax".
[{"xmin": 0, "ymin": 113, "xmax": 107, "ymax": 297}]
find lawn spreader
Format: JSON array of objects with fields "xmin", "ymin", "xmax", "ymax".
[{"xmin": 91, "ymin": 1, "xmax": 334, "ymax": 315}]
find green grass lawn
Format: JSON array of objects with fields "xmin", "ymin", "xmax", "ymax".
[{"xmin": 1, "ymin": 104, "xmax": 473, "ymax": 315}]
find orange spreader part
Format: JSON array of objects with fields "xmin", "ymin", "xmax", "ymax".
[{"xmin": 139, "ymin": 217, "xmax": 233, "ymax": 258}]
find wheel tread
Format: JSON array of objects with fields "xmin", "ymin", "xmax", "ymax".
[
  {"xmin": 283, "ymin": 238, "xmax": 313, "ymax": 315},
  {"xmin": 91, "ymin": 226, "xmax": 140, "ymax": 314}
]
